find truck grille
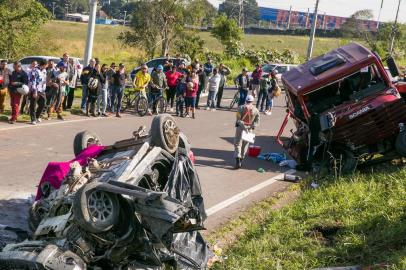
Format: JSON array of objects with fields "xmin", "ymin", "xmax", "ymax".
[{"xmin": 332, "ymin": 99, "xmax": 406, "ymax": 146}]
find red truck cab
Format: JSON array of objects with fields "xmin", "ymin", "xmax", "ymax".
[{"xmin": 277, "ymin": 43, "xmax": 406, "ymax": 173}]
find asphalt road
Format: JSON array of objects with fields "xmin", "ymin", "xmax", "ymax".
[{"xmin": 0, "ymin": 91, "xmax": 294, "ymax": 231}]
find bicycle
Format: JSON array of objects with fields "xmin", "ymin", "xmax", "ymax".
[
  {"xmin": 136, "ymin": 89, "xmax": 167, "ymax": 117},
  {"xmin": 229, "ymin": 90, "xmax": 240, "ymax": 110},
  {"xmin": 121, "ymin": 88, "xmax": 140, "ymax": 113}
]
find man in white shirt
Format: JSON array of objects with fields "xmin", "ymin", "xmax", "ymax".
[
  {"xmin": 29, "ymin": 60, "xmax": 48, "ymax": 124},
  {"xmin": 206, "ymin": 68, "xmax": 221, "ymax": 111}
]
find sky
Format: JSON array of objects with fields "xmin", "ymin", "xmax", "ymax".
[{"xmin": 207, "ymin": 0, "xmax": 405, "ymax": 23}]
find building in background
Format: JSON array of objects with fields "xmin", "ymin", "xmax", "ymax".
[{"xmin": 259, "ymin": 6, "xmax": 378, "ymax": 31}]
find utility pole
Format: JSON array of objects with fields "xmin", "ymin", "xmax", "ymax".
[
  {"xmin": 287, "ymin": 5, "xmax": 292, "ymax": 30},
  {"xmin": 306, "ymin": 8, "xmax": 310, "ymax": 29},
  {"xmin": 84, "ymin": 0, "xmax": 98, "ymax": 65},
  {"xmin": 307, "ymin": 0, "xmax": 320, "ymax": 60},
  {"xmin": 376, "ymin": 0, "xmax": 384, "ymax": 30},
  {"xmin": 123, "ymin": 10, "xmax": 127, "ymax": 26},
  {"xmin": 389, "ymin": 0, "xmax": 402, "ymax": 55},
  {"xmin": 52, "ymin": 2, "xmax": 56, "ymax": 17},
  {"xmin": 238, "ymin": 0, "xmax": 245, "ymax": 29}
]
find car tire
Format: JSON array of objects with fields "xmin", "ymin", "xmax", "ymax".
[
  {"xmin": 72, "ymin": 184, "xmax": 120, "ymax": 233},
  {"xmin": 150, "ymin": 114, "xmax": 179, "ymax": 154},
  {"xmin": 73, "ymin": 131, "xmax": 102, "ymax": 156},
  {"xmin": 395, "ymin": 131, "xmax": 406, "ymax": 157}
]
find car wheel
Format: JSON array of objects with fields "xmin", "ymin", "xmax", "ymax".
[
  {"xmin": 150, "ymin": 114, "xmax": 179, "ymax": 154},
  {"xmin": 73, "ymin": 131, "xmax": 102, "ymax": 156},
  {"xmin": 395, "ymin": 131, "xmax": 406, "ymax": 157},
  {"xmin": 73, "ymin": 184, "xmax": 120, "ymax": 233}
]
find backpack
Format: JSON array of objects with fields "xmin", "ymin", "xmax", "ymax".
[{"xmin": 272, "ymin": 79, "xmax": 281, "ymax": 97}]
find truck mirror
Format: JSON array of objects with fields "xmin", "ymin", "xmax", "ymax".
[{"xmin": 387, "ymin": 56, "xmax": 401, "ymax": 77}]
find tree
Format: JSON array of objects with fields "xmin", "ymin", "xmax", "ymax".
[
  {"xmin": 174, "ymin": 32, "xmax": 205, "ymax": 60},
  {"xmin": 0, "ymin": 0, "xmax": 51, "ymax": 59},
  {"xmin": 340, "ymin": 9, "xmax": 374, "ymax": 40},
  {"xmin": 211, "ymin": 15, "xmax": 242, "ymax": 45},
  {"xmin": 119, "ymin": 0, "xmax": 214, "ymax": 58},
  {"xmin": 220, "ymin": 0, "xmax": 259, "ymax": 26}
]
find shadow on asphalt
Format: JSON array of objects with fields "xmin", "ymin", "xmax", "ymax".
[
  {"xmin": 193, "ymin": 136, "xmax": 289, "ymax": 173},
  {"xmin": 0, "ymin": 198, "xmax": 31, "ymax": 232}
]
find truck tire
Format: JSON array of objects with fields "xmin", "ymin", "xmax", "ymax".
[
  {"xmin": 73, "ymin": 184, "xmax": 120, "ymax": 233},
  {"xmin": 333, "ymin": 148, "xmax": 357, "ymax": 175},
  {"xmin": 73, "ymin": 131, "xmax": 102, "ymax": 156},
  {"xmin": 150, "ymin": 114, "xmax": 179, "ymax": 154},
  {"xmin": 395, "ymin": 131, "xmax": 406, "ymax": 157}
]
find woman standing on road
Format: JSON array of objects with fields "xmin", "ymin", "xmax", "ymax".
[{"xmin": 185, "ymin": 69, "xmax": 199, "ymax": 119}]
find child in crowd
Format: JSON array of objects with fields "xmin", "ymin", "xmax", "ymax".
[{"xmin": 175, "ymin": 73, "xmax": 187, "ymax": 117}]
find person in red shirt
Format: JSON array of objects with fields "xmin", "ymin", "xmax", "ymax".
[
  {"xmin": 165, "ymin": 65, "xmax": 181, "ymax": 112},
  {"xmin": 185, "ymin": 69, "xmax": 199, "ymax": 119}
]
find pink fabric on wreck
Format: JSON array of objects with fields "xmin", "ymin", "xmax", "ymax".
[{"xmin": 35, "ymin": 145, "xmax": 106, "ymax": 200}]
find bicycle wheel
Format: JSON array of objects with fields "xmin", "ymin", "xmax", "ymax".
[
  {"xmin": 121, "ymin": 93, "xmax": 130, "ymax": 112},
  {"xmin": 229, "ymin": 92, "xmax": 239, "ymax": 110},
  {"xmin": 155, "ymin": 97, "xmax": 167, "ymax": 115},
  {"xmin": 136, "ymin": 95, "xmax": 148, "ymax": 116}
]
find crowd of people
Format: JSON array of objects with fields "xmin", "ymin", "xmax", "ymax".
[{"xmin": 0, "ymin": 53, "xmax": 279, "ymax": 125}]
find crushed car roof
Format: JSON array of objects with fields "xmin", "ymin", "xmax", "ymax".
[{"xmin": 282, "ymin": 43, "xmax": 379, "ymax": 95}]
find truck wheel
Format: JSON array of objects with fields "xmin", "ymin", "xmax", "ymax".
[
  {"xmin": 395, "ymin": 131, "xmax": 406, "ymax": 157},
  {"xmin": 73, "ymin": 131, "xmax": 102, "ymax": 156},
  {"xmin": 332, "ymin": 148, "xmax": 357, "ymax": 175},
  {"xmin": 150, "ymin": 114, "xmax": 179, "ymax": 154},
  {"xmin": 73, "ymin": 184, "xmax": 120, "ymax": 233}
]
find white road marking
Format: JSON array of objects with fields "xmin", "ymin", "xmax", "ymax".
[{"xmin": 206, "ymin": 169, "xmax": 296, "ymax": 216}]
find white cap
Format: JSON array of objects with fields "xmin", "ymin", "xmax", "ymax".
[{"xmin": 246, "ymin": 95, "xmax": 254, "ymax": 103}]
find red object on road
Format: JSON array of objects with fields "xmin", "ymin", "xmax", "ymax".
[{"xmin": 248, "ymin": 145, "xmax": 261, "ymax": 157}]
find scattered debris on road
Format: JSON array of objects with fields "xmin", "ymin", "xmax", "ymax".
[{"xmin": 0, "ymin": 114, "xmax": 212, "ymax": 269}]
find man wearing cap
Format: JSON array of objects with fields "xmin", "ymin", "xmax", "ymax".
[
  {"xmin": 234, "ymin": 94, "xmax": 260, "ymax": 169},
  {"xmin": 251, "ymin": 64, "xmax": 263, "ymax": 99},
  {"xmin": 0, "ymin": 60, "xmax": 11, "ymax": 114},
  {"xmin": 105, "ymin": 63, "xmax": 117, "ymax": 111},
  {"xmin": 133, "ymin": 63, "xmax": 150, "ymax": 97},
  {"xmin": 234, "ymin": 68, "xmax": 251, "ymax": 106},
  {"xmin": 150, "ymin": 65, "xmax": 168, "ymax": 114},
  {"xmin": 9, "ymin": 62, "xmax": 28, "ymax": 124},
  {"xmin": 29, "ymin": 60, "xmax": 48, "ymax": 124}
]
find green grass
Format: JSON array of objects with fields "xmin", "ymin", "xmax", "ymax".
[
  {"xmin": 209, "ymin": 165, "xmax": 406, "ymax": 270},
  {"xmin": 32, "ymin": 21, "xmax": 353, "ymax": 68}
]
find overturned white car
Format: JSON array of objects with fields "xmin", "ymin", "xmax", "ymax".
[{"xmin": 0, "ymin": 115, "xmax": 211, "ymax": 270}]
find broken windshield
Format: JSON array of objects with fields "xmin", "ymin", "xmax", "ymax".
[{"xmin": 304, "ymin": 64, "xmax": 387, "ymax": 115}]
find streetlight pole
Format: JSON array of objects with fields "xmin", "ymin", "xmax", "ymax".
[
  {"xmin": 84, "ymin": 0, "xmax": 98, "ymax": 65},
  {"xmin": 307, "ymin": 0, "xmax": 320, "ymax": 60},
  {"xmin": 52, "ymin": 2, "xmax": 56, "ymax": 17},
  {"xmin": 123, "ymin": 10, "xmax": 127, "ymax": 26},
  {"xmin": 376, "ymin": 0, "xmax": 384, "ymax": 30},
  {"xmin": 389, "ymin": 0, "xmax": 402, "ymax": 55}
]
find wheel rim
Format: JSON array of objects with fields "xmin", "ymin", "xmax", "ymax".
[
  {"xmin": 163, "ymin": 119, "xmax": 179, "ymax": 149},
  {"xmin": 87, "ymin": 191, "xmax": 114, "ymax": 222},
  {"xmin": 86, "ymin": 137, "xmax": 100, "ymax": 147}
]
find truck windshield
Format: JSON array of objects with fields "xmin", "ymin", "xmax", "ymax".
[{"xmin": 304, "ymin": 64, "xmax": 387, "ymax": 114}]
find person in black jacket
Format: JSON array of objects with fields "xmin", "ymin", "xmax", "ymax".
[
  {"xmin": 86, "ymin": 63, "xmax": 102, "ymax": 117},
  {"xmin": 9, "ymin": 62, "xmax": 28, "ymax": 124},
  {"xmin": 97, "ymin": 64, "xmax": 109, "ymax": 117},
  {"xmin": 234, "ymin": 68, "xmax": 251, "ymax": 106},
  {"xmin": 80, "ymin": 58, "xmax": 96, "ymax": 111}
]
